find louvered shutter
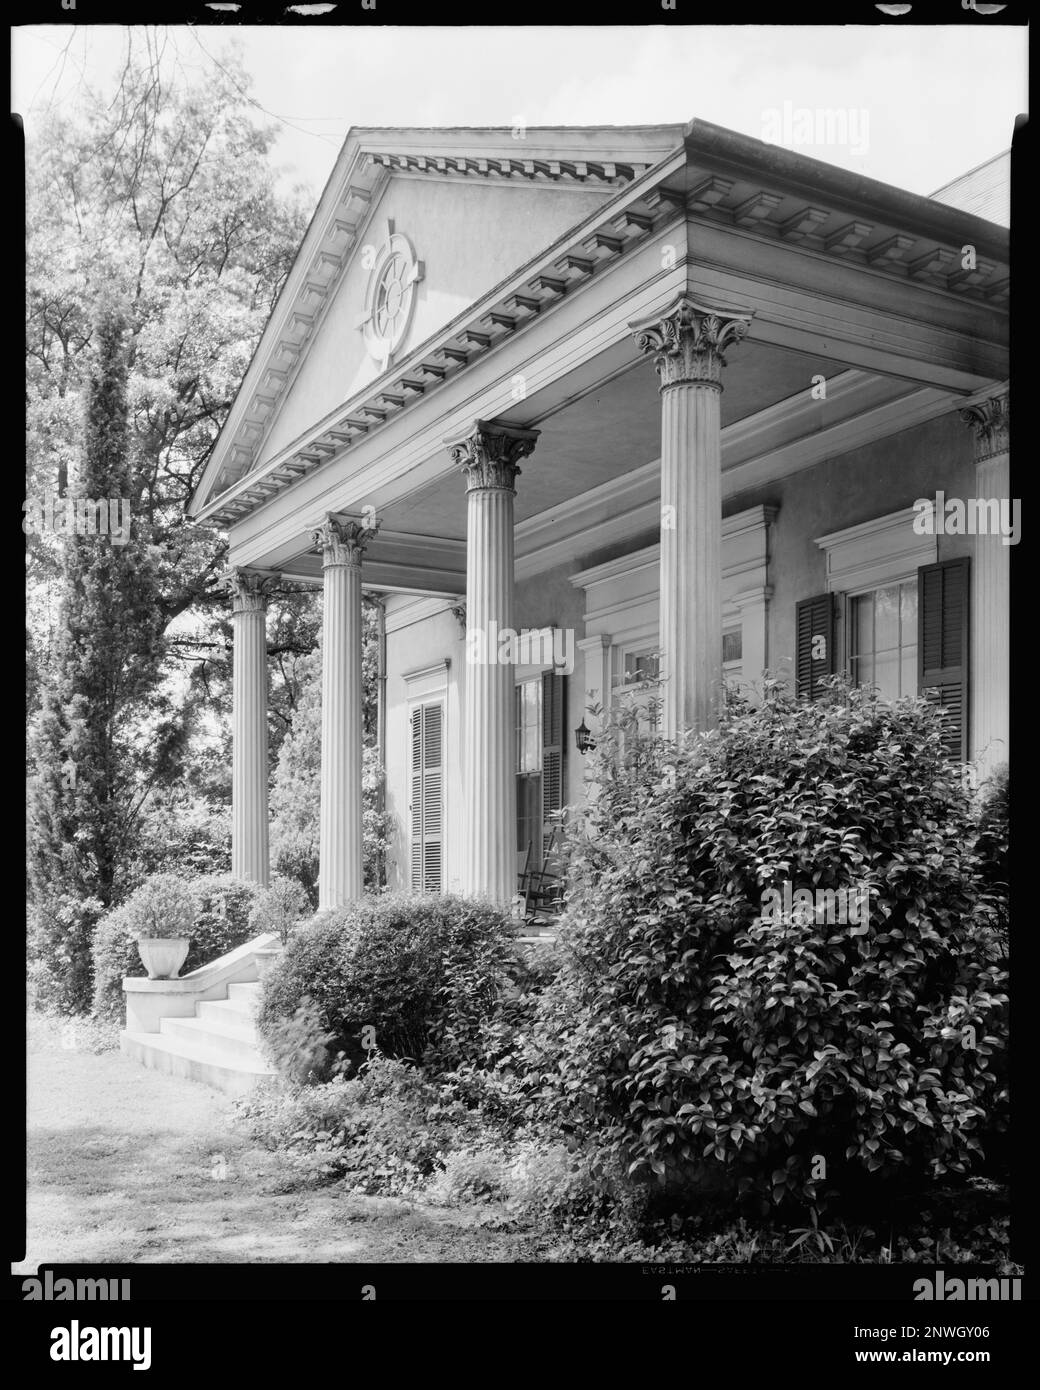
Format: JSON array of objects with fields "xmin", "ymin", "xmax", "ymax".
[
  {"xmin": 410, "ymin": 709, "xmax": 423, "ymax": 892},
  {"xmin": 796, "ymin": 593, "xmax": 835, "ymax": 701},
  {"xmin": 421, "ymin": 703, "xmax": 443, "ymax": 893},
  {"xmin": 918, "ymin": 558, "xmax": 970, "ymax": 761},
  {"xmin": 541, "ymin": 671, "xmax": 565, "ymax": 856},
  {"xmin": 409, "ymin": 702, "xmax": 444, "ymax": 893}
]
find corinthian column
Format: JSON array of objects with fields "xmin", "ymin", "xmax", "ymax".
[
  {"xmin": 630, "ymin": 295, "xmax": 752, "ymax": 738},
  {"xmin": 314, "ymin": 515, "xmax": 378, "ymax": 909},
  {"xmin": 229, "ymin": 569, "xmax": 271, "ymax": 887},
  {"xmin": 960, "ymin": 390, "xmax": 1010, "ymax": 777},
  {"xmin": 446, "ymin": 419, "xmax": 539, "ymax": 904}
]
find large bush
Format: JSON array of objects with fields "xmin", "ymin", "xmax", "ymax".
[
  {"xmin": 974, "ymin": 764, "xmax": 1009, "ymax": 956},
  {"xmin": 91, "ymin": 873, "xmax": 262, "ymax": 1022},
  {"xmin": 28, "ymin": 892, "xmax": 106, "ymax": 1015},
  {"xmin": 528, "ymin": 680, "xmax": 1009, "ymax": 1212},
  {"xmin": 256, "ymin": 893, "xmax": 519, "ymax": 1078},
  {"xmin": 237, "ymin": 1055, "xmax": 479, "ymax": 1194}
]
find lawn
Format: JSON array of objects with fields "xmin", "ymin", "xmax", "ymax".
[{"xmin": 16, "ymin": 1016, "xmax": 526, "ymax": 1268}]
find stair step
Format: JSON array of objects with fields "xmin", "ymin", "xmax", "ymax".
[
  {"xmin": 228, "ymin": 982, "xmax": 263, "ymax": 1003},
  {"xmin": 120, "ymin": 1030, "xmax": 277, "ymax": 1097},
  {"xmin": 161, "ymin": 1015, "xmax": 267, "ymax": 1063},
  {"xmin": 197, "ymin": 997, "xmax": 257, "ymax": 1027},
  {"xmin": 193, "ymin": 999, "xmax": 258, "ymax": 1036}
]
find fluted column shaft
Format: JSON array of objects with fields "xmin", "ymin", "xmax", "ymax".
[
  {"xmin": 315, "ymin": 517, "xmax": 377, "ymax": 910},
  {"xmin": 447, "ymin": 420, "xmax": 539, "ymax": 904},
  {"xmin": 961, "ymin": 392, "xmax": 1010, "ymax": 777},
  {"xmin": 230, "ymin": 570, "xmax": 270, "ymax": 887},
  {"xmin": 631, "ymin": 296, "xmax": 751, "ymax": 738}
]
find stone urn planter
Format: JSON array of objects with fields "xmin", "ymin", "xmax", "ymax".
[
  {"xmin": 136, "ymin": 938, "xmax": 190, "ymax": 981},
  {"xmin": 253, "ymin": 945, "xmax": 283, "ymax": 981}
]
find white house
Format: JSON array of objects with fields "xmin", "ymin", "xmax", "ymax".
[{"xmin": 187, "ymin": 120, "xmax": 1010, "ymax": 911}]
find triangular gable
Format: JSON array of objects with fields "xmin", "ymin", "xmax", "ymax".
[{"xmin": 190, "ymin": 125, "xmax": 684, "ymax": 512}]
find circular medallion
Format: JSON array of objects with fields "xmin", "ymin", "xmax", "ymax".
[{"xmin": 359, "ymin": 229, "xmax": 423, "ymax": 365}]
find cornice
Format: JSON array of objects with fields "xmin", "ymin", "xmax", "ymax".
[{"xmin": 193, "ymin": 129, "xmax": 1010, "ymax": 531}]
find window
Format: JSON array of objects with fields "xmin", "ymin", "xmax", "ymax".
[
  {"xmin": 723, "ymin": 627, "xmax": 743, "ymax": 688},
  {"xmin": 515, "ymin": 677, "xmax": 542, "ymax": 855},
  {"xmin": 410, "ymin": 702, "xmax": 443, "ymax": 894},
  {"xmin": 849, "ymin": 581, "xmax": 918, "ymax": 702},
  {"xmin": 358, "ymin": 229, "xmax": 424, "ymax": 365},
  {"xmin": 622, "ymin": 649, "xmax": 660, "ymax": 686},
  {"xmin": 515, "ymin": 677, "xmax": 542, "ymax": 776},
  {"xmin": 514, "ymin": 671, "xmax": 566, "ymax": 863}
]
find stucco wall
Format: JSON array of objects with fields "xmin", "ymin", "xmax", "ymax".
[
  {"xmin": 256, "ymin": 178, "xmax": 610, "ymax": 466},
  {"xmin": 380, "ymin": 408, "xmax": 981, "ymax": 890},
  {"xmin": 383, "ymin": 598, "xmax": 465, "ymax": 894},
  {"xmin": 723, "ymin": 411, "xmax": 975, "ymax": 682}
]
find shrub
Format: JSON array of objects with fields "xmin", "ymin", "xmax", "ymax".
[
  {"xmin": 255, "ymin": 995, "xmax": 344, "ymax": 1085},
  {"xmin": 427, "ymin": 1144, "xmax": 512, "ymax": 1205},
  {"xmin": 91, "ymin": 873, "xmax": 262, "ymax": 1022},
  {"xmin": 118, "ymin": 873, "xmax": 199, "ymax": 940},
  {"xmin": 236, "ymin": 1056, "xmax": 478, "ymax": 1194},
  {"xmin": 503, "ymin": 1137, "xmax": 649, "ymax": 1251},
  {"xmin": 28, "ymin": 893, "xmax": 106, "ymax": 1015},
  {"xmin": 247, "ymin": 876, "xmax": 311, "ymax": 945},
  {"xmin": 436, "ymin": 938, "xmax": 563, "ymax": 1132},
  {"xmin": 974, "ymin": 764, "xmax": 1008, "ymax": 956},
  {"xmin": 257, "ymin": 893, "xmax": 519, "ymax": 1080},
  {"xmin": 529, "ymin": 679, "xmax": 1009, "ymax": 1212}
]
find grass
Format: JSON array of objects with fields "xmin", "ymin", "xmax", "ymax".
[{"xmin": 17, "ymin": 1012, "xmax": 526, "ymax": 1268}]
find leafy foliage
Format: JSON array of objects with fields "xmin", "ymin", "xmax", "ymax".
[
  {"xmin": 269, "ymin": 641, "xmax": 389, "ymax": 904},
  {"xmin": 256, "ymin": 894, "xmax": 520, "ymax": 1079},
  {"xmin": 526, "ymin": 679, "xmax": 1009, "ymax": 1211},
  {"xmin": 247, "ymin": 876, "xmax": 311, "ymax": 946},
  {"xmin": 974, "ymin": 764, "xmax": 1009, "ymax": 956},
  {"xmin": 91, "ymin": 873, "xmax": 261, "ymax": 1021},
  {"xmin": 28, "ymin": 308, "xmax": 169, "ymax": 932},
  {"xmin": 236, "ymin": 1056, "xmax": 479, "ymax": 1194},
  {"xmin": 28, "ymin": 893, "xmax": 107, "ymax": 1016}
]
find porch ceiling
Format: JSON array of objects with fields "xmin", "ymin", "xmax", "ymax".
[
  {"xmin": 378, "ymin": 338, "xmax": 836, "ymax": 541},
  {"xmin": 273, "ymin": 336, "xmax": 953, "ymax": 596}
]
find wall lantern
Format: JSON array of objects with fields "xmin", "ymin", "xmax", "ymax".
[{"xmin": 574, "ymin": 718, "xmax": 596, "ymax": 754}]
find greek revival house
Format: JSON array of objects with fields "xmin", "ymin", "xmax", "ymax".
[{"xmin": 188, "ymin": 121, "xmax": 1010, "ymax": 912}]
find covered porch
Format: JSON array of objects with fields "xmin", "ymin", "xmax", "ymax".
[{"xmin": 189, "ymin": 122, "xmax": 1009, "ymax": 910}]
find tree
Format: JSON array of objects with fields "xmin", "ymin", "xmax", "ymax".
[
  {"xmin": 25, "ymin": 40, "xmax": 309, "ymax": 741},
  {"xmin": 25, "ymin": 41, "xmax": 312, "ymax": 1006},
  {"xmin": 28, "ymin": 307, "xmax": 172, "ymax": 1009},
  {"xmin": 270, "ymin": 604, "xmax": 387, "ymax": 902}
]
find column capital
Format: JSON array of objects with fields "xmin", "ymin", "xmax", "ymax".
[
  {"xmin": 225, "ymin": 568, "xmax": 272, "ymax": 615},
  {"xmin": 313, "ymin": 515, "xmax": 379, "ymax": 569},
  {"xmin": 629, "ymin": 295, "xmax": 752, "ymax": 388},
  {"xmin": 445, "ymin": 418, "xmax": 540, "ymax": 493},
  {"xmin": 959, "ymin": 390, "xmax": 1009, "ymax": 463}
]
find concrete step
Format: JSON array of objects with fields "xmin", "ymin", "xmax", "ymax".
[
  {"xmin": 120, "ymin": 1030, "xmax": 277, "ymax": 1097},
  {"xmin": 227, "ymin": 981, "xmax": 263, "ymax": 1004},
  {"xmin": 197, "ymin": 997, "xmax": 257, "ymax": 1029},
  {"xmin": 179, "ymin": 1004, "xmax": 256, "ymax": 1043},
  {"xmin": 160, "ymin": 1015, "xmax": 267, "ymax": 1064}
]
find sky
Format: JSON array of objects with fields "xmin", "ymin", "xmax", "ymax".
[{"xmin": 12, "ymin": 23, "xmax": 1027, "ymax": 207}]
